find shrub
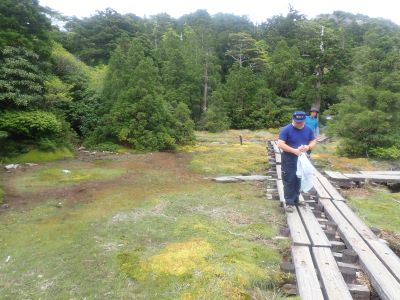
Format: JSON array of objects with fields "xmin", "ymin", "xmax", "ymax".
[
  {"xmin": 0, "ymin": 110, "xmax": 62, "ymax": 139},
  {"xmin": 370, "ymin": 146, "xmax": 400, "ymax": 159},
  {"xmin": 201, "ymin": 107, "xmax": 230, "ymax": 133},
  {"xmin": 92, "ymin": 142, "xmax": 120, "ymax": 152}
]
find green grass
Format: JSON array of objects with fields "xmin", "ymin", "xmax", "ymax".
[
  {"xmin": 181, "ymin": 130, "xmax": 270, "ymax": 176},
  {"xmin": 0, "ymin": 130, "xmax": 291, "ymax": 299},
  {"xmin": 5, "ymin": 148, "xmax": 74, "ymax": 163},
  {"xmin": 346, "ymin": 187, "xmax": 400, "ymax": 233}
]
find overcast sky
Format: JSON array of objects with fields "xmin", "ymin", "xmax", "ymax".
[{"xmin": 39, "ymin": 0, "xmax": 399, "ymax": 25}]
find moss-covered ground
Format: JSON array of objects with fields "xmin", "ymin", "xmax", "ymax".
[
  {"xmin": 0, "ymin": 130, "xmax": 292, "ymax": 299},
  {"xmin": 2, "ymin": 148, "xmax": 74, "ymax": 164}
]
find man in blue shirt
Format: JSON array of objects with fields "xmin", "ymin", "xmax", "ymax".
[
  {"xmin": 277, "ymin": 111, "xmax": 317, "ymax": 212},
  {"xmin": 305, "ymin": 107, "xmax": 319, "ymax": 137}
]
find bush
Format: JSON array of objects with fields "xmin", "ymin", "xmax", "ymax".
[
  {"xmin": 202, "ymin": 107, "xmax": 230, "ymax": 133},
  {"xmin": 0, "ymin": 110, "xmax": 62, "ymax": 139},
  {"xmin": 37, "ymin": 138, "xmax": 58, "ymax": 151},
  {"xmin": 370, "ymin": 146, "xmax": 400, "ymax": 159},
  {"xmin": 92, "ymin": 142, "xmax": 120, "ymax": 152}
]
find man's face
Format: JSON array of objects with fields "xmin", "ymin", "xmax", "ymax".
[
  {"xmin": 293, "ymin": 121, "xmax": 305, "ymax": 129},
  {"xmin": 310, "ymin": 111, "xmax": 317, "ymax": 117}
]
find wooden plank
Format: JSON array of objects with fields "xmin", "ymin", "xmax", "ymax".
[
  {"xmin": 343, "ymin": 173, "xmax": 400, "ymax": 183},
  {"xmin": 287, "ymin": 207, "xmax": 311, "ymax": 246},
  {"xmin": 320, "ymin": 199, "xmax": 400, "ymax": 300},
  {"xmin": 359, "ymin": 171, "xmax": 400, "ymax": 175},
  {"xmin": 276, "ymin": 164, "xmax": 282, "ymax": 180},
  {"xmin": 291, "ymin": 246, "xmax": 324, "ymax": 300},
  {"xmin": 333, "ymin": 200, "xmax": 400, "ymax": 282},
  {"xmin": 272, "ymin": 141, "xmax": 281, "ymax": 154},
  {"xmin": 298, "ymin": 206, "xmax": 331, "ymax": 247},
  {"xmin": 275, "ymin": 152, "xmax": 281, "ymax": 164},
  {"xmin": 276, "ymin": 179, "xmax": 286, "ymax": 207},
  {"xmin": 312, "ymin": 247, "xmax": 353, "ymax": 300},
  {"xmin": 312, "ymin": 176, "xmax": 331, "ymax": 199},
  {"xmin": 325, "ymin": 171, "xmax": 349, "ymax": 181},
  {"xmin": 315, "ymin": 171, "xmax": 345, "ymax": 201}
]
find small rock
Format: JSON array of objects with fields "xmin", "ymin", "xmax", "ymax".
[
  {"xmin": 25, "ymin": 163, "xmax": 38, "ymax": 167},
  {"xmin": 1, "ymin": 203, "xmax": 9, "ymax": 209},
  {"xmin": 370, "ymin": 227, "xmax": 381, "ymax": 236},
  {"xmin": 5, "ymin": 255, "xmax": 11, "ymax": 263},
  {"xmin": 281, "ymin": 283, "xmax": 297, "ymax": 295},
  {"xmin": 62, "ymin": 169, "xmax": 71, "ymax": 174},
  {"xmin": 78, "ymin": 146, "xmax": 86, "ymax": 151},
  {"xmin": 5, "ymin": 164, "xmax": 19, "ymax": 170}
]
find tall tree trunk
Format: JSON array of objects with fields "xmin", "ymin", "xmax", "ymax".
[
  {"xmin": 202, "ymin": 62, "xmax": 208, "ymax": 112},
  {"xmin": 314, "ymin": 66, "xmax": 322, "ymax": 111}
]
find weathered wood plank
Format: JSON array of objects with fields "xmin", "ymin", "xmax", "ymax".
[
  {"xmin": 320, "ymin": 198, "xmax": 400, "ymax": 300},
  {"xmin": 287, "ymin": 207, "xmax": 311, "ymax": 246},
  {"xmin": 271, "ymin": 141, "xmax": 281, "ymax": 154},
  {"xmin": 312, "ymin": 176, "xmax": 331, "ymax": 199},
  {"xmin": 298, "ymin": 206, "xmax": 331, "ymax": 247},
  {"xmin": 276, "ymin": 164, "xmax": 282, "ymax": 180},
  {"xmin": 315, "ymin": 171, "xmax": 345, "ymax": 201},
  {"xmin": 312, "ymin": 247, "xmax": 353, "ymax": 299},
  {"xmin": 343, "ymin": 173, "xmax": 400, "ymax": 183},
  {"xmin": 276, "ymin": 179, "xmax": 286, "ymax": 207},
  {"xmin": 333, "ymin": 200, "xmax": 400, "ymax": 282},
  {"xmin": 359, "ymin": 171, "xmax": 400, "ymax": 175},
  {"xmin": 325, "ymin": 171, "xmax": 349, "ymax": 181},
  {"xmin": 291, "ymin": 246, "xmax": 324, "ymax": 300},
  {"xmin": 275, "ymin": 152, "xmax": 281, "ymax": 164}
]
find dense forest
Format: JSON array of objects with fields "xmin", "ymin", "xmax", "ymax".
[{"xmin": 1, "ymin": 0, "xmax": 400, "ymax": 158}]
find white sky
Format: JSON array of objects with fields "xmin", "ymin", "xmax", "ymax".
[{"xmin": 39, "ymin": 0, "xmax": 400, "ymax": 25}]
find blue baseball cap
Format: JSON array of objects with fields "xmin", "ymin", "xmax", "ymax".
[{"xmin": 292, "ymin": 111, "xmax": 306, "ymax": 122}]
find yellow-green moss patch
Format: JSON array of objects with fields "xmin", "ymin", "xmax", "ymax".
[
  {"xmin": 6, "ymin": 148, "xmax": 74, "ymax": 163},
  {"xmin": 14, "ymin": 166, "xmax": 126, "ymax": 192}
]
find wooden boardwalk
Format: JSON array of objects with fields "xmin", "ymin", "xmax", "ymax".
[
  {"xmin": 267, "ymin": 141, "xmax": 400, "ymax": 300},
  {"xmin": 325, "ymin": 170, "xmax": 400, "ymax": 184}
]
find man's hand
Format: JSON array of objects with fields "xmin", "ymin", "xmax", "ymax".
[
  {"xmin": 299, "ymin": 145, "xmax": 310, "ymax": 152},
  {"xmin": 292, "ymin": 148, "xmax": 302, "ymax": 156}
]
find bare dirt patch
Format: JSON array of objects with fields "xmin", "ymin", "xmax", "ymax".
[{"xmin": 1, "ymin": 151, "xmax": 205, "ymax": 213}]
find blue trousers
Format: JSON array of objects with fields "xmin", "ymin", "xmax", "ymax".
[{"xmin": 281, "ymin": 152, "xmax": 301, "ymax": 205}]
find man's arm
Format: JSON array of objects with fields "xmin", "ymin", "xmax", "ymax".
[
  {"xmin": 308, "ymin": 139, "xmax": 317, "ymax": 150},
  {"xmin": 277, "ymin": 139, "xmax": 317, "ymax": 156},
  {"xmin": 277, "ymin": 139, "xmax": 302, "ymax": 156}
]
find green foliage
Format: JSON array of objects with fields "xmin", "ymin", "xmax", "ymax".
[
  {"xmin": 0, "ymin": 46, "xmax": 45, "ymax": 108},
  {"xmin": 369, "ymin": 146, "xmax": 400, "ymax": 159},
  {"xmin": 0, "ymin": 110, "xmax": 61, "ymax": 139},
  {"xmin": 0, "ymin": 0, "xmax": 51, "ymax": 59},
  {"xmin": 0, "ymin": 130, "xmax": 8, "ymax": 139},
  {"xmin": 89, "ymin": 142, "xmax": 120, "ymax": 152},
  {"xmin": 201, "ymin": 106, "xmax": 230, "ymax": 132},
  {"xmin": 328, "ymin": 29, "xmax": 400, "ymax": 157},
  {"xmin": 92, "ymin": 38, "xmax": 194, "ymax": 151},
  {"xmin": 44, "ymin": 76, "xmax": 73, "ymax": 106},
  {"xmin": 173, "ymin": 102, "xmax": 195, "ymax": 144},
  {"xmin": 62, "ymin": 8, "xmax": 142, "ymax": 65}
]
